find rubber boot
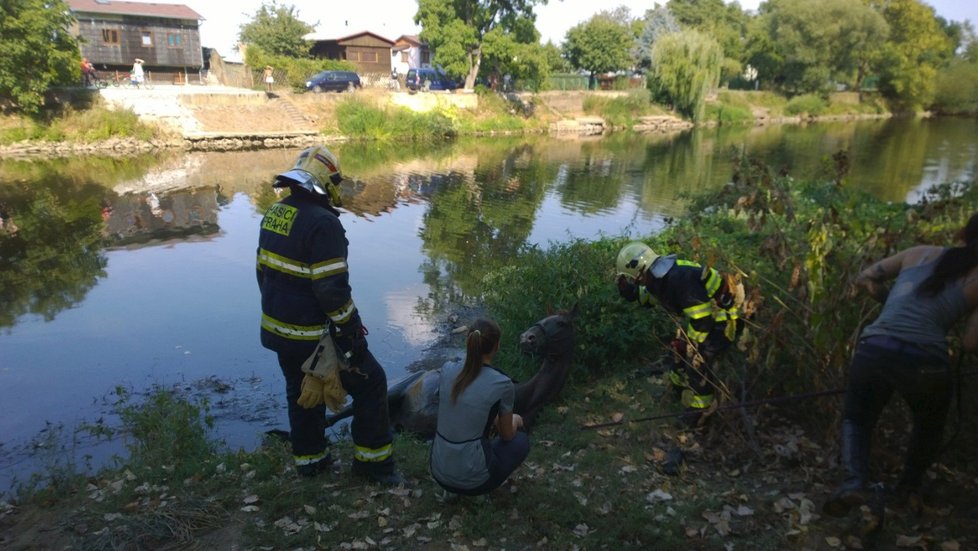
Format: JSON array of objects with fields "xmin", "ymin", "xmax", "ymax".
[
  {"xmin": 662, "ymin": 446, "xmax": 685, "ymax": 476},
  {"xmin": 823, "ymin": 420, "xmax": 869, "ymax": 517},
  {"xmin": 352, "ymin": 458, "xmax": 405, "ymax": 486}
]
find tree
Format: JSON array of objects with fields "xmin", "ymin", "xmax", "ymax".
[
  {"xmin": 757, "ymin": 0, "xmax": 888, "ymax": 95},
  {"xmin": 563, "ymin": 14, "xmax": 634, "ymax": 88},
  {"xmin": 649, "ymin": 30, "xmax": 722, "ymax": 121},
  {"xmin": 870, "ymin": 0, "xmax": 954, "ymax": 111},
  {"xmin": 667, "ymin": 0, "xmax": 750, "ymax": 84},
  {"xmin": 238, "ymin": 1, "xmax": 315, "ymax": 58},
  {"xmin": 0, "ymin": 0, "xmax": 79, "ymax": 114},
  {"xmin": 415, "ymin": 0, "xmax": 545, "ymax": 90},
  {"xmin": 634, "ymin": 5, "xmax": 681, "ymax": 70},
  {"xmin": 542, "ymin": 41, "xmax": 571, "ymax": 73},
  {"xmin": 481, "ymin": 29, "xmax": 551, "ymax": 90}
]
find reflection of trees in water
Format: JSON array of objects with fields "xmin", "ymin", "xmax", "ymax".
[
  {"xmin": 418, "ymin": 143, "xmax": 552, "ymax": 303},
  {"xmin": 0, "ymin": 170, "xmax": 223, "ymax": 327},
  {"xmin": 0, "ymin": 187, "xmax": 106, "ymax": 328}
]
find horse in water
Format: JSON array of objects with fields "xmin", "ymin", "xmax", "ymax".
[{"xmin": 324, "ymin": 305, "xmax": 578, "ymax": 436}]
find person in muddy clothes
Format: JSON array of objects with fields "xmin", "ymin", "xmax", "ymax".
[
  {"xmin": 430, "ymin": 318, "xmax": 530, "ymax": 495},
  {"xmin": 823, "ymin": 212, "xmax": 978, "ymax": 517},
  {"xmin": 257, "ymin": 145, "xmax": 403, "ymax": 485},
  {"xmin": 615, "ymin": 242, "xmax": 743, "ymax": 428}
]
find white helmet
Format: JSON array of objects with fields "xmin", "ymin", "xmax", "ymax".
[
  {"xmin": 274, "ymin": 146, "xmax": 345, "ymax": 206},
  {"xmin": 616, "ymin": 241, "xmax": 660, "ymax": 280}
]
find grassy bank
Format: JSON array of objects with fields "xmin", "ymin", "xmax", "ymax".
[
  {"xmin": 3, "ymin": 158, "xmax": 976, "ymax": 550},
  {"xmin": 702, "ymin": 90, "xmax": 889, "ymax": 125},
  {"xmin": 0, "ymin": 95, "xmax": 163, "ymax": 146},
  {"xmin": 329, "ymin": 90, "xmax": 550, "ymax": 143}
]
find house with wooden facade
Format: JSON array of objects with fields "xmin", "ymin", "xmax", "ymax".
[
  {"xmin": 67, "ymin": 0, "xmax": 204, "ymax": 84},
  {"xmin": 307, "ymin": 31, "xmax": 395, "ymax": 76},
  {"xmin": 391, "ymin": 35, "xmax": 432, "ymax": 77}
]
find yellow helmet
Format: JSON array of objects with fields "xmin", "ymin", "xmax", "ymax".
[
  {"xmin": 274, "ymin": 145, "xmax": 345, "ymax": 207},
  {"xmin": 616, "ymin": 241, "xmax": 659, "ymax": 280}
]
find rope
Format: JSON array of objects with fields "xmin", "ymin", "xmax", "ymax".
[{"xmin": 580, "ymin": 369, "xmax": 978, "ymax": 431}]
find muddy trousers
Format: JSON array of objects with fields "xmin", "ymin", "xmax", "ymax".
[
  {"xmin": 278, "ymin": 350, "xmax": 395, "ymax": 473},
  {"xmin": 840, "ymin": 338, "xmax": 951, "ymax": 491}
]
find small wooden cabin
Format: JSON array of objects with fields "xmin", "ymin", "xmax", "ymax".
[
  {"xmin": 67, "ymin": 0, "xmax": 204, "ymax": 83},
  {"xmin": 309, "ymin": 31, "xmax": 395, "ymax": 76}
]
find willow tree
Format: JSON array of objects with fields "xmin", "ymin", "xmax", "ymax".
[{"xmin": 649, "ymin": 30, "xmax": 722, "ymax": 121}]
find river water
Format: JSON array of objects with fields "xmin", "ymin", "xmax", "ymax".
[{"xmin": 0, "ymin": 117, "xmax": 975, "ymax": 492}]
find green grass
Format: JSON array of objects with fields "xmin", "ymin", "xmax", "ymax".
[
  {"xmin": 0, "ymin": 102, "xmax": 160, "ymax": 145},
  {"xmin": 583, "ymin": 90, "xmax": 669, "ymax": 127}
]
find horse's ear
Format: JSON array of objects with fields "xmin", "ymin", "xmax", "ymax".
[
  {"xmin": 570, "ymin": 302, "xmax": 579, "ymax": 318},
  {"xmin": 546, "ymin": 303, "xmax": 554, "ymax": 315}
]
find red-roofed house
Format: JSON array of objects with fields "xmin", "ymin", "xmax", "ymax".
[
  {"xmin": 391, "ymin": 35, "xmax": 431, "ymax": 76},
  {"xmin": 67, "ymin": 0, "xmax": 204, "ymax": 82}
]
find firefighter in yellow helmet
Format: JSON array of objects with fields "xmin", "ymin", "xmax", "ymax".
[
  {"xmin": 616, "ymin": 241, "xmax": 743, "ymax": 430},
  {"xmin": 257, "ymin": 145, "xmax": 402, "ymax": 484}
]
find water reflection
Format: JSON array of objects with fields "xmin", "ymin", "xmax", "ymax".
[{"xmin": 0, "ymin": 117, "xmax": 975, "ymax": 491}]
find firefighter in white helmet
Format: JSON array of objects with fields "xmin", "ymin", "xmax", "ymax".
[{"xmin": 616, "ymin": 241, "xmax": 743, "ymax": 428}]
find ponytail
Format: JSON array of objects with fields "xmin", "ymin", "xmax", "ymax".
[
  {"xmin": 918, "ymin": 212, "xmax": 978, "ymax": 297},
  {"xmin": 451, "ymin": 318, "xmax": 501, "ymax": 404}
]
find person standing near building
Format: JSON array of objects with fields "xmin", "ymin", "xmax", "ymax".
[
  {"xmin": 131, "ymin": 58, "xmax": 144, "ymax": 87},
  {"xmin": 81, "ymin": 58, "xmax": 95, "ymax": 86},
  {"xmin": 263, "ymin": 65, "xmax": 274, "ymax": 93},
  {"xmin": 823, "ymin": 212, "xmax": 978, "ymax": 517},
  {"xmin": 256, "ymin": 145, "xmax": 403, "ymax": 485}
]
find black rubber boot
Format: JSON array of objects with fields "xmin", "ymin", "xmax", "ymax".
[
  {"xmin": 296, "ymin": 454, "xmax": 334, "ymax": 477},
  {"xmin": 662, "ymin": 447, "xmax": 685, "ymax": 476},
  {"xmin": 823, "ymin": 420, "xmax": 870, "ymax": 517},
  {"xmin": 352, "ymin": 458, "xmax": 405, "ymax": 486}
]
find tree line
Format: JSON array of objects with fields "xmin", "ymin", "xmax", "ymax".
[{"xmin": 2, "ymin": 0, "xmax": 976, "ymax": 118}]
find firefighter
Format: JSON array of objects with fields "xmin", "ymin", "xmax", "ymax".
[
  {"xmin": 257, "ymin": 145, "xmax": 402, "ymax": 485},
  {"xmin": 615, "ymin": 241, "xmax": 743, "ymax": 428}
]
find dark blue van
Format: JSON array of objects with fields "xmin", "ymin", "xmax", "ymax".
[{"xmin": 405, "ymin": 68, "xmax": 457, "ymax": 92}]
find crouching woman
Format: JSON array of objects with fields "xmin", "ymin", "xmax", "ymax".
[{"xmin": 430, "ymin": 318, "xmax": 530, "ymax": 495}]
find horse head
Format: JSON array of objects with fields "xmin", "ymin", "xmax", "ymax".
[{"xmin": 519, "ymin": 303, "xmax": 578, "ymax": 358}]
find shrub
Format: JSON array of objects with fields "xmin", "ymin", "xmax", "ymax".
[
  {"xmin": 244, "ymin": 46, "xmax": 356, "ymax": 92},
  {"xmin": 481, "ymin": 153, "xmax": 977, "ymax": 425},
  {"xmin": 335, "ymin": 98, "xmax": 457, "ymax": 142},
  {"xmin": 704, "ymin": 102, "xmax": 753, "ymax": 125},
  {"xmin": 785, "ymin": 93, "xmax": 827, "ymax": 116},
  {"xmin": 933, "ymin": 59, "xmax": 978, "ymax": 115}
]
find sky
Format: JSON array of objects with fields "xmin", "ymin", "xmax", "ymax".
[{"xmin": 145, "ymin": 0, "xmax": 976, "ymax": 60}]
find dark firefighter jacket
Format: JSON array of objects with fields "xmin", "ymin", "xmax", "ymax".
[
  {"xmin": 256, "ymin": 193, "xmax": 362, "ymax": 357},
  {"xmin": 638, "ymin": 258, "xmax": 739, "ymax": 347}
]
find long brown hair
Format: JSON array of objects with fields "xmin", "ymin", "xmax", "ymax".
[
  {"xmin": 918, "ymin": 212, "xmax": 978, "ymax": 297},
  {"xmin": 451, "ymin": 318, "xmax": 501, "ymax": 404}
]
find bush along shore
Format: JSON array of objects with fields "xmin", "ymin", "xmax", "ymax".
[
  {"xmin": 0, "ymin": 88, "xmax": 920, "ymax": 159},
  {"xmin": 2, "ymin": 156, "xmax": 975, "ymax": 550}
]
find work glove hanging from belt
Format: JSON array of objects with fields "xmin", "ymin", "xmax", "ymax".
[
  {"xmin": 297, "ymin": 374, "xmax": 327, "ymax": 409},
  {"xmin": 334, "ymin": 322, "xmax": 369, "ymax": 366},
  {"xmin": 297, "ymin": 331, "xmax": 350, "ymax": 411}
]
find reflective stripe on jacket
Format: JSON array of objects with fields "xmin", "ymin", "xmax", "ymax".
[
  {"xmin": 651, "ymin": 259, "xmax": 738, "ymax": 344},
  {"xmin": 257, "ymin": 193, "xmax": 361, "ymax": 357}
]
